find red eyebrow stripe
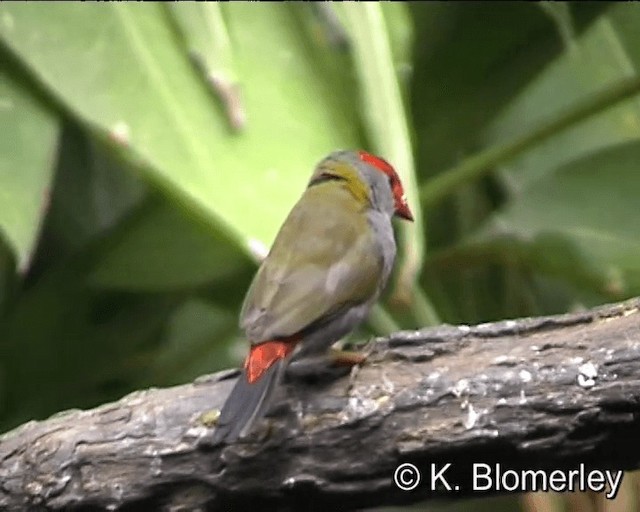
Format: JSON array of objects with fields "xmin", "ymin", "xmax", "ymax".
[{"xmin": 358, "ymin": 151, "xmax": 395, "ymax": 176}]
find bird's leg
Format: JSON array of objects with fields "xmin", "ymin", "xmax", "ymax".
[
  {"xmin": 285, "ymin": 353, "xmax": 351, "ymax": 383},
  {"xmin": 332, "ymin": 334, "xmax": 379, "ymax": 365},
  {"xmin": 333, "ymin": 339, "xmax": 381, "ymax": 392},
  {"xmin": 285, "ymin": 343, "xmax": 368, "ymax": 384},
  {"xmin": 328, "ymin": 347, "xmax": 367, "ymax": 366},
  {"xmin": 328, "ymin": 343, "xmax": 371, "ymax": 366}
]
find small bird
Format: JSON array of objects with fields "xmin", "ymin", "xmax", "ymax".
[{"xmin": 212, "ymin": 150, "xmax": 413, "ymax": 444}]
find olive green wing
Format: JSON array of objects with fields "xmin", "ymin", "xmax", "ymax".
[{"xmin": 240, "ymin": 184, "xmax": 383, "ymax": 343}]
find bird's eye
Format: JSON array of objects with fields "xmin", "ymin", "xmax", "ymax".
[{"xmin": 388, "ymin": 175, "xmax": 401, "ymax": 193}]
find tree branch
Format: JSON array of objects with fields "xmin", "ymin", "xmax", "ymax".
[{"xmin": 2, "ymin": 298, "xmax": 640, "ymax": 511}]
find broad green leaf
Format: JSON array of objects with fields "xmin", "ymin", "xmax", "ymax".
[
  {"xmin": 0, "ymin": 3, "xmax": 359, "ymax": 259},
  {"xmin": 44, "ymin": 123, "xmax": 249, "ymax": 291},
  {"xmin": 410, "ymin": 2, "xmax": 607, "ymax": 178},
  {"xmin": 334, "ymin": 4, "xmax": 432, "ymax": 324},
  {"xmin": 45, "ymin": 124, "xmax": 248, "ymax": 292},
  {"xmin": 380, "ymin": 3, "xmax": 413, "ymax": 78},
  {"xmin": 90, "ymin": 200, "xmax": 253, "ymax": 290},
  {"xmin": 0, "ymin": 252, "xmax": 184, "ymax": 429},
  {"xmin": 411, "ymin": 4, "xmax": 627, "ymax": 326},
  {"xmin": 474, "ymin": 141, "xmax": 640, "ymax": 296},
  {"xmin": 425, "ymin": 233, "xmax": 616, "ymax": 324},
  {"xmin": 538, "ymin": 2, "xmax": 577, "ymax": 52},
  {"xmin": 169, "ymin": 4, "xmax": 237, "ymax": 83},
  {"xmin": 485, "ymin": 3, "xmax": 640, "ymax": 191},
  {"xmin": 0, "ymin": 67, "xmax": 58, "ymax": 270},
  {"xmin": 0, "ymin": 238, "xmax": 14, "ymax": 317},
  {"xmin": 36, "ymin": 123, "xmax": 146, "ymax": 261},
  {"xmin": 168, "ymin": 4, "xmax": 244, "ymax": 130},
  {"xmin": 140, "ymin": 299, "xmax": 241, "ymax": 386},
  {"xmin": 410, "ymin": 2, "xmax": 608, "ymax": 264}
]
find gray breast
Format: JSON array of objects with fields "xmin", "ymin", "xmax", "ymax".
[{"xmin": 366, "ymin": 209, "xmax": 396, "ymax": 289}]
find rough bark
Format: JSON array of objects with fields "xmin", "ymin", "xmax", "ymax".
[{"xmin": 1, "ymin": 298, "xmax": 640, "ymax": 511}]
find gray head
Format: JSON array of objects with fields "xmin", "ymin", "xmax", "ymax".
[{"xmin": 309, "ymin": 150, "xmax": 413, "ymax": 221}]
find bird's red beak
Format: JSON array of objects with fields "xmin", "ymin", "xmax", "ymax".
[{"xmin": 395, "ymin": 197, "xmax": 414, "ymax": 221}]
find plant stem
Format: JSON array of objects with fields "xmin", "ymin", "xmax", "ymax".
[
  {"xmin": 336, "ymin": 3, "xmax": 429, "ymax": 322},
  {"xmin": 420, "ymin": 76, "xmax": 640, "ymax": 208},
  {"xmin": 368, "ymin": 303, "xmax": 401, "ymax": 335},
  {"xmin": 412, "ymin": 286, "xmax": 441, "ymax": 327}
]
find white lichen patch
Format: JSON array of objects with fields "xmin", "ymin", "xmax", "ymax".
[
  {"xmin": 376, "ymin": 395, "xmax": 390, "ymax": 407},
  {"xmin": 493, "ymin": 354, "xmax": 515, "ymax": 365},
  {"xmin": 427, "ymin": 371, "xmax": 442, "ymax": 381},
  {"xmin": 452, "ymin": 378, "xmax": 469, "ymax": 397},
  {"xmin": 25, "ymin": 480, "xmax": 43, "ymax": 496},
  {"xmin": 150, "ymin": 455, "xmax": 163, "ymax": 477},
  {"xmin": 577, "ymin": 361, "xmax": 598, "ymax": 388},
  {"xmin": 519, "ymin": 389, "xmax": 527, "ymax": 404},
  {"xmin": 519, "ymin": 369, "xmax": 532, "ymax": 383},
  {"xmin": 578, "ymin": 361, "xmax": 598, "ymax": 378},
  {"xmin": 381, "ymin": 370, "xmax": 395, "ymax": 394},
  {"xmin": 342, "ymin": 396, "xmax": 380, "ymax": 421},
  {"xmin": 184, "ymin": 425, "xmax": 211, "ymax": 440},
  {"xmin": 283, "ymin": 476, "xmax": 297, "ymax": 487},
  {"xmin": 463, "ymin": 403, "xmax": 481, "ymax": 429}
]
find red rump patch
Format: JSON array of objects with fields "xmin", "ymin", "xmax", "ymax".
[{"xmin": 244, "ymin": 338, "xmax": 299, "ymax": 384}]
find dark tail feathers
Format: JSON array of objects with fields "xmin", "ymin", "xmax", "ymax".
[{"xmin": 212, "ymin": 359, "xmax": 284, "ymax": 444}]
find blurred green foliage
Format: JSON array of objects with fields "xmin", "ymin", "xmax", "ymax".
[{"xmin": 0, "ymin": 6, "xmax": 639, "ymax": 507}]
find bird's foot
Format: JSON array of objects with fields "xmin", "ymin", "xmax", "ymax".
[{"xmin": 328, "ymin": 348, "xmax": 367, "ymax": 367}]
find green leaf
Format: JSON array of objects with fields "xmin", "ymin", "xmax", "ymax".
[
  {"xmin": 475, "ymin": 141, "xmax": 640, "ymax": 296},
  {"xmin": 90, "ymin": 199, "xmax": 253, "ymax": 290},
  {"xmin": 0, "ymin": 66, "xmax": 58, "ymax": 271},
  {"xmin": 334, "ymin": 4, "xmax": 435, "ymax": 325},
  {"xmin": 418, "ymin": 76, "xmax": 640, "ymax": 209},
  {"xmin": 38, "ymin": 122, "xmax": 147, "ymax": 258},
  {"xmin": 380, "ymin": 3, "xmax": 413, "ymax": 77},
  {"xmin": 0, "ymin": 252, "xmax": 185, "ymax": 429},
  {"xmin": 0, "ymin": 3, "xmax": 359, "ymax": 257},
  {"xmin": 412, "ymin": 4, "xmax": 633, "ymax": 324},
  {"xmin": 538, "ymin": 2, "xmax": 577, "ymax": 52},
  {"xmin": 140, "ymin": 299, "xmax": 241, "ymax": 386},
  {"xmin": 168, "ymin": 4, "xmax": 244, "ymax": 130},
  {"xmin": 484, "ymin": 3, "xmax": 640, "ymax": 190},
  {"xmin": 0, "ymin": 238, "xmax": 15, "ymax": 316},
  {"xmin": 410, "ymin": 2, "xmax": 607, "ymax": 176},
  {"xmin": 169, "ymin": 3, "xmax": 237, "ymax": 83},
  {"xmin": 41, "ymin": 124, "xmax": 249, "ymax": 292}
]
